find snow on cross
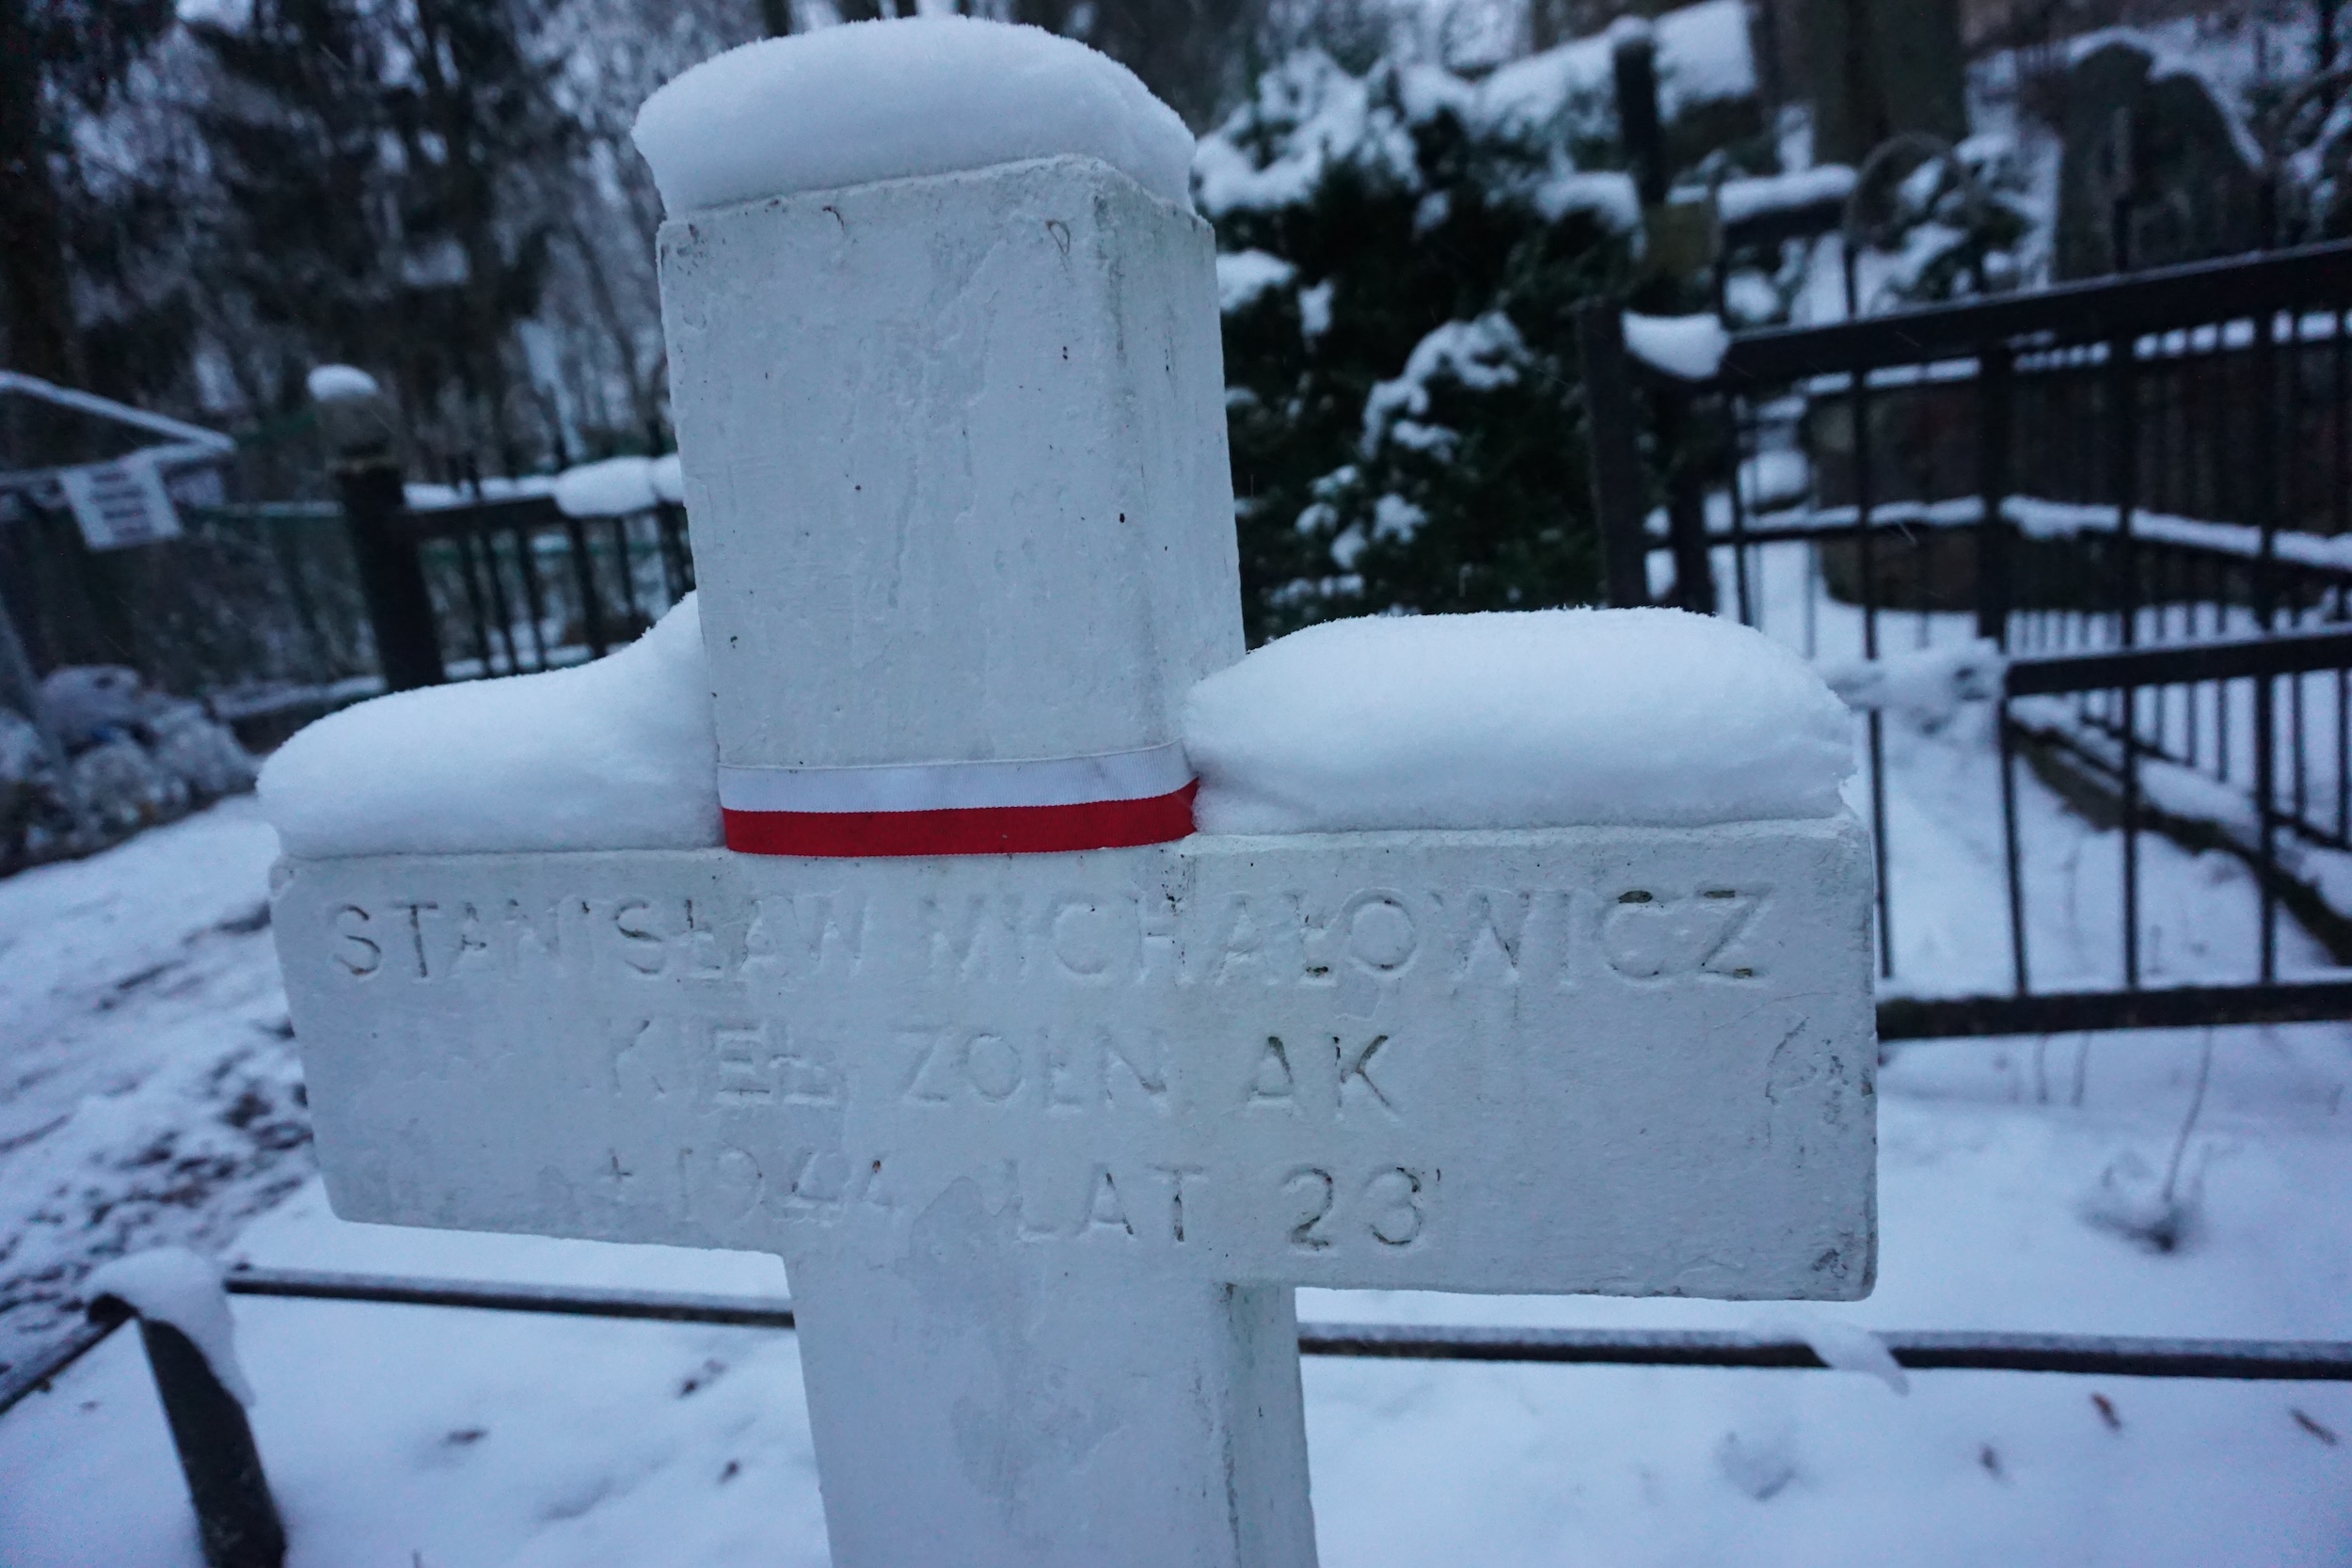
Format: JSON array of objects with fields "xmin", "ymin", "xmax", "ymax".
[{"xmin": 263, "ymin": 20, "xmax": 1876, "ymax": 1568}]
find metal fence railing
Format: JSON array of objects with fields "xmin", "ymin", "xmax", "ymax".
[
  {"xmin": 1582, "ymin": 241, "xmax": 2352, "ymax": 1039},
  {"xmin": 403, "ymin": 494, "xmax": 694, "ymax": 680},
  {"xmin": 0, "ymin": 499, "xmax": 373, "ymax": 714},
  {"xmin": 7, "ymin": 1264, "xmax": 2344, "ymax": 1568}
]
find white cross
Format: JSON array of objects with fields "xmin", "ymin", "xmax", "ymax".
[{"xmin": 273, "ymin": 146, "xmax": 1874, "ymax": 1568}]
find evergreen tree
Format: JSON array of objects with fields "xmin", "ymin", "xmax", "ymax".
[
  {"xmin": 1200, "ymin": 50, "xmax": 1637, "ymax": 642},
  {"xmin": 1009, "ymin": 0, "xmax": 1267, "ymax": 130},
  {"xmin": 189, "ymin": 0, "xmax": 575, "ymax": 475},
  {"xmin": 0, "ymin": 0, "xmax": 177, "ymax": 388}
]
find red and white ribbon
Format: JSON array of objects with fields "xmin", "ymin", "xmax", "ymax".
[{"xmin": 719, "ymin": 742, "xmax": 1197, "ymax": 857}]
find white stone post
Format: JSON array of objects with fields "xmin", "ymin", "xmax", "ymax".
[{"xmin": 659, "ymin": 154, "xmax": 1311, "ymax": 1566}]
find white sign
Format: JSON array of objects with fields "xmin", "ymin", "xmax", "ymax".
[
  {"xmin": 57, "ymin": 456, "xmax": 183, "ymax": 551},
  {"xmin": 273, "ymin": 151, "xmax": 1876, "ymax": 1568}
]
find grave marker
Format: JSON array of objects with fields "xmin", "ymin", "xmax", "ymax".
[
  {"xmin": 2053, "ymin": 40, "xmax": 2265, "ymax": 279},
  {"xmin": 270, "ymin": 24, "xmax": 1875, "ymax": 1568}
]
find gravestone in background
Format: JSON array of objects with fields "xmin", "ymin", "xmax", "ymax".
[
  {"xmin": 2054, "ymin": 40, "xmax": 2265, "ymax": 279},
  {"xmin": 268, "ymin": 34, "xmax": 1878, "ymax": 1568}
]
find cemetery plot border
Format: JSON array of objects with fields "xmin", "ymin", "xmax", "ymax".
[
  {"xmin": 394, "ymin": 493, "xmax": 695, "ymax": 682},
  {"xmin": 9, "ymin": 1265, "xmax": 2350, "ymax": 1432},
  {"xmin": 1584, "ymin": 240, "xmax": 2352, "ymax": 1038},
  {"xmin": 6, "ymin": 1264, "xmax": 2346, "ymax": 1562}
]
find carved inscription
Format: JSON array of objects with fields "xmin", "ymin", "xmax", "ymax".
[
  {"xmin": 321, "ymin": 879, "xmax": 1775, "ymax": 991},
  {"xmin": 1245, "ymin": 1034, "xmax": 1399, "ymax": 1119},
  {"xmin": 1600, "ymin": 888, "xmax": 1766, "ymax": 981},
  {"xmin": 306, "ymin": 868, "xmax": 1794, "ymax": 1264},
  {"xmin": 326, "ymin": 893, "xmax": 868, "ymax": 984},
  {"xmin": 1283, "ymin": 1165, "xmax": 1432, "ymax": 1251},
  {"xmin": 701, "ymin": 1019, "xmax": 843, "ymax": 1108},
  {"xmin": 897, "ymin": 1024, "xmax": 1170, "ymax": 1114},
  {"xmin": 680, "ymin": 1142, "xmax": 896, "ymax": 1224}
]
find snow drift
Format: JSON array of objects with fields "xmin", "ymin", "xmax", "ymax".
[
  {"xmin": 633, "ymin": 18, "xmax": 1196, "ymax": 215},
  {"xmin": 261, "ymin": 596, "xmax": 719, "ymax": 858},
  {"xmin": 85, "ymin": 1247, "xmax": 257, "ymax": 1405},
  {"xmin": 1183, "ymin": 609, "xmax": 1854, "ymax": 834}
]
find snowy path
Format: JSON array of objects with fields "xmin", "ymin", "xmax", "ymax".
[{"xmin": 0, "ymin": 798, "xmax": 311, "ymax": 1371}]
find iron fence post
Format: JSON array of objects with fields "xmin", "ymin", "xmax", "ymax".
[
  {"xmin": 317, "ymin": 380, "xmax": 443, "ymax": 691},
  {"xmin": 2109, "ymin": 334, "xmax": 2142, "ymax": 988},
  {"xmin": 87, "ymin": 1294, "xmax": 285, "ymax": 1568},
  {"xmin": 1574, "ymin": 302, "xmax": 1653, "ymax": 608},
  {"xmin": 1611, "ymin": 26, "xmax": 1667, "ymax": 211},
  {"xmin": 1656, "ymin": 388, "xmax": 1716, "ymax": 613},
  {"xmin": 1976, "ymin": 342, "xmax": 2014, "ymax": 647},
  {"xmin": 563, "ymin": 516, "xmax": 611, "ymax": 658}
]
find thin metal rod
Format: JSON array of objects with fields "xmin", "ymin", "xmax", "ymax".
[
  {"xmin": 478, "ymin": 527, "xmax": 520, "ymax": 676},
  {"xmin": 1299, "ymin": 1324, "xmax": 2352, "ymax": 1381},
  {"xmin": 1724, "ymin": 391, "xmax": 1753, "ymax": 625},
  {"xmin": 562, "ymin": 518, "xmax": 608, "ymax": 658},
  {"xmin": 608, "ymin": 515, "xmax": 640, "ymax": 624},
  {"xmin": 1722, "ymin": 240, "xmax": 2352, "ymax": 388},
  {"xmin": 199, "ymin": 1269, "xmax": 2352, "ymax": 1382},
  {"xmin": 1869, "ymin": 709, "xmax": 1892, "ymax": 980},
  {"xmin": 451, "ymin": 531, "xmax": 496, "ymax": 676},
  {"xmin": 0, "ymin": 1317, "xmax": 114, "ymax": 1417},
  {"xmin": 2256, "ymin": 309, "xmax": 2282, "ymax": 977},
  {"xmin": 195, "ymin": 1271, "xmax": 2352, "ymax": 1383},
  {"xmin": 1999, "ymin": 701, "xmax": 2029, "ymax": 994},
  {"xmin": 2007, "ymin": 627, "xmax": 2352, "ymax": 696},
  {"xmin": 2111, "ymin": 334, "xmax": 2141, "ymax": 988},
  {"xmin": 1851, "ymin": 361, "xmax": 1892, "ymax": 978},
  {"xmin": 1977, "ymin": 345, "xmax": 2014, "ymax": 648},
  {"xmin": 1878, "ymin": 977, "xmax": 2352, "ymax": 1038},
  {"xmin": 224, "ymin": 1268, "xmax": 801, "ymax": 1329},
  {"xmin": 513, "ymin": 526, "xmax": 549, "ymax": 671}
]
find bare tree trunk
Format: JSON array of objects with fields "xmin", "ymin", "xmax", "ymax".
[
  {"xmin": 0, "ymin": 0, "xmax": 79, "ymax": 387},
  {"xmin": 564, "ymin": 211, "xmax": 660, "ymax": 438}
]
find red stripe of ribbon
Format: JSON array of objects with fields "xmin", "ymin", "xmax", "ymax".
[{"xmin": 723, "ymin": 781, "xmax": 1199, "ymax": 858}]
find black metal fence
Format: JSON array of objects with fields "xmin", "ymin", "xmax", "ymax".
[
  {"xmin": 0, "ymin": 500, "xmax": 373, "ymax": 717},
  {"xmin": 1584, "ymin": 241, "xmax": 2352, "ymax": 1039},
  {"xmin": 0, "ymin": 487, "xmax": 697, "ymax": 753},
  {"xmin": 402, "ymin": 494, "xmax": 694, "ymax": 680}
]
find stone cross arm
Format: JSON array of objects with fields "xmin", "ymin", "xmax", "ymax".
[{"xmin": 274, "ymin": 818, "xmax": 1874, "ymax": 1300}]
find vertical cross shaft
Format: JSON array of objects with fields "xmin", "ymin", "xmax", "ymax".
[{"xmin": 656, "ymin": 152, "xmax": 1309, "ymax": 1564}]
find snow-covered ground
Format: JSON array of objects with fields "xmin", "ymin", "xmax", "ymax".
[
  {"xmin": 4, "ymin": 1022, "xmax": 2347, "ymax": 1565},
  {"xmin": 4, "ymin": 556, "xmax": 2351, "ymax": 1563},
  {"xmin": 0, "ymin": 798, "xmax": 306, "ymax": 1364}
]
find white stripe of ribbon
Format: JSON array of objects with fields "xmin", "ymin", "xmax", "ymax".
[{"xmin": 718, "ymin": 742, "xmax": 1193, "ymax": 815}]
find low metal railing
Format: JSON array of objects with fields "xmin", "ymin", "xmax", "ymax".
[
  {"xmin": 1583, "ymin": 242, "xmax": 2352, "ymax": 1038},
  {"xmin": 7, "ymin": 1264, "xmax": 2344, "ymax": 1568},
  {"xmin": 404, "ymin": 493, "xmax": 695, "ymax": 679}
]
